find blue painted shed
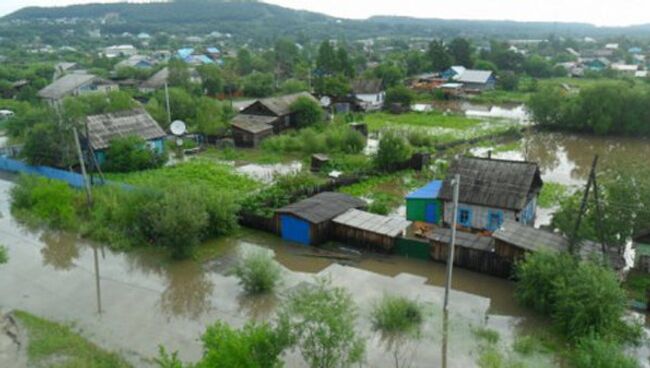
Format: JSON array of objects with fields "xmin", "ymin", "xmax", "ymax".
[
  {"xmin": 275, "ymin": 192, "xmax": 366, "ymax": 246},
  {"xmin": 405, "ymin": 180, "xmax": 443, "ymax": 224}
]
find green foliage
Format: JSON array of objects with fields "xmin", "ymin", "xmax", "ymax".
[
  {"xmin": 15, "ymin": 310, "xmax": 132, "ymax": 368},
  {"xmin": 448, "ymin": 37, "xmax": 473, "ymax": 68},
  {"xmin": 241, "ymin": 172, "xmax": 324, "ymax": 218},
  {"xmin": 473, "ymin": 327, "xmax": 500, "ymax": 345},
  {"xmin": 168, "ymin": 59, "xmax": 192, "ymax": 90},
  {"xmin": 103, "ymin": 136, "xmax": 167, "ymax": 173},
  {"xmin": 374, "ymin": 130, "xmax": 412, "ymax": 171},
  {"xmin": 570, "ymin": 336, "xmax": 639, "ymax": 368},
  {"xmin": 373, "ymin": 63, "xmax": 404, "ymax": 88},
  {"xmin": 233, "ymin": 249, "xmax": 283, "ymax": 295},
  {"xmin": 0, "ymin": 245, "xmax": 8, "ymax": 265},
  {"xmin": 155, "ymin": 346, "xmax": 184, "ymax": 368},
  {"xmin": 243, "ymin": 72, "xmax": 274, "ymax": 97},
  {"xmin": 261, "ymin": 124, "xmax": 365, "ymax": 156},
  {"xmin": 427, "ymin": 40, "xmax": 452, "ymax": 72},
  {"xmin": 280, "ymin": 79, "xmax": 309, "ymax": 94},
  {"xmin": 10, "ymin": 175, "xmax": 79, "ymax": 230},
  {"xmin": 499, "ymin": 71, "xmax": 520, "ymax": 91},
  {"xmin": 370, "ymin": 295, "xmax": 424, "ymax": 337},
  {"xmin": 197, "ymin": 64, "xmax": 223, "ymax": 96},
  {"xmin": 385, "ymin": 85, "xmax": 415, "ymax": 109},
  {"xmin": 314, "ymin": 75, "xmax": 352, "ymax": 98},
  {"xmin": 290, "ymin": 96, "xmax": 323, "ymax": 128},
  {"xmin": 21, "ymin": 122, "xmax": 75, "ymax": 167},
  {"xmin": 278, "ymin": 278, "xmax": 365, "ymax": 368},
  {"xmin": 537, "ymin": 182, "xmax": 569, "ymax": 209}
]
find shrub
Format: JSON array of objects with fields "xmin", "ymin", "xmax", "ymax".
[
  {"xmin": 10, "ymin": 175, "xmax": 79, "ymax": 230},
  {"xmin": 0, "ymin": 245, "xmax": 7, "ymax": 264},
  {"xmin": 290, "ymin": 96, "xmax": 323, "ymax": 128},
  {"xmin": 370, "ymin": 295, "xmax": 424, "ymax": 337},
  {"xmin": 374, "ymin": 130, "xmax": 412, "ymax": 171},
  {"xmin": 278, "ymin": 278, "xmax": 365, "ymax": 368},
  {"xmin": 570, "ymin": 336, "xmax": 639, "ymax": 368},
  {"xmin": 473, "ymin": 327, "xmax": 500, "ymax": 345},
  {"xmin": 385, "ymin": 85, "xmax": 415, "ymax": 110},
  {"xmin": 233, "ymin": 249, "xmax": 283, "ymax": 295},
  {"xmin": 103, "ymin": 136, "xmax": 167, "ymax": 173}
]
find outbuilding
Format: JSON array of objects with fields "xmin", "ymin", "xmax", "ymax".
[
  {"xmin": 275, "ymin": 192, "xmax": 366, "ymax": 246},
  {"xmin": 240, "ymin": 92, "xmax": 319, "ymax": 134},
  {"xmin": 230, "ymin": 114, "xmax": 275, "ymax": 148},
  {"xmin": 405, "ymin": 180, "xmax": 443, "ymax": 224},
  {"xmin": 332, "ymin": 209, "xmax": 412, "ymax": 252}
]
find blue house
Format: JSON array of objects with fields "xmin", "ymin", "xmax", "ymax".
[
  {"xmin": 438, "ymin": 157, "xmax": 543, "ymax": 231},
  {"xmin": 405, "ymin": 180, "xmax": 443, "ymax": 224},
  {"xmin": 275, "ymin": 192, "xmax": 366, "ymax": 245},
  {"xmin": 85, "ymin": 108, "xmax": 167, "ymax": 166},
  {"xmin": 441, "ymin": 66, "xmax": 466, "ymax": 80}
]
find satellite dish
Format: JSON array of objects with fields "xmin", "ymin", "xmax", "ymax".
[
  {"xmin": 170, "ymin": 120, "xmax": 187, "ymax": 136},
  {"xmin": 319, "ymin": 96, "xmax": 331, "ymax": 107}
]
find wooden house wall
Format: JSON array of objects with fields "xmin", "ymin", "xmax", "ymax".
[
  {"xmin": 430, "ymin": 240, "xmax": 512, "ymax": 278},
  {"xmin": 494, "ymin": 239, "xmax": 527, "ymax": 262},
  {"xmin": 331, "ymin": 223, "xmax": 395, "ymax": 252},
  {"xmin": 443, "ymin": 202, "xmax": 517, "ymax": 230},
  {"xmin": 232, "ymin": 127, "xmax": 273, "ymax": 148}
]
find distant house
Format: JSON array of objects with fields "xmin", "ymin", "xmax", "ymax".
[
  {"xmin": 206, "ymin": 47, "xmax": 221, "ymax": 60},
  {"xmin": 351, "ymin": 78, "xmax": 385, "ymax": 111},
  {"xmin": 438, "ymin": 157, "xmax": 543, "ymax": 231},
  {"xmin": 104, "ymin": 45, "xmax": 137, "ymax": 58},
  {"xmin": 85, "ymin": 108, "xmax": 167, "ymax": 165},
  {"xmin": 332, "ymin": 209, "xmax": 412, "ymax": 252},
  {"xmin": 583, "ymin": 58, "xmax": 610, "ymax": 71},
  {"xmin": 239, "ymin": 92, "xmax": 319, "ymax": 134},
  {"xmin": 115, "ymin": 55, "xmax": 155, "ymax": 69},
  {"xmin": 566, "ymin": 48, "xmax": 581, "ymax": 58},
  {"xmin": 405, "ymin": 180, "xmax": 443, "ymax": 224},
  {"xmin": 53, "ymin": 62, "xmax": 84, "ymax": 80},
  {"xmin": 454, "ymin": 70, "xmax": 496, "ymax": 91},
  {"xmin": 276, "ymin": 192, "xmax": 366, "ymax": 245},
  {"xmin": 441, "ymin": 66, "xmax": 466, "ymax": 80},
  {"xmin": 137, "ymin": 32, "xmax": 151, "ymax": 40},
  {"xmin": 2, "ymin": 80, "xmax": 30, "ymax": 99},
  {"xmin": 230, "ymin": 114, "xmax": 275, "ymax": 148},
  {"xmin": 38, "ymin": 73, "xmax": 118, "ymax": 105},
  {"xmin": 605, "ymin": 43, "xmax": 619, "ymax": 50},
  {"xmin": 139, "ymin": 67, "xmax": 169, "ymax": 93},
  {"xmin": 612, "ymin": 64, "xmax": 639, "ymax": 76},
  {"xmin": 177, "ymin": 48, "xmax": 213, "ymax": 65}
]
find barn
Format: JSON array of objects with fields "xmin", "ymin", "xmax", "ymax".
[
  {"xmin": 231, "ymin": 114, "xmax": 275, "ymax": 148},
  {"xmin": 275, "ymin": 192, "xmax": 366, "ymax": 246},
  {"xmin": 332, "ymin": 209, "xmax": 412, "ymax": 252},
  {"xmin": 439, "ymin": 157, "xmax": 543, "ymax": 231},
  {"xmin": 239, "ymin": 92, "xmax": 318, "ymax": 134},
  {"xmin": 405, "ymin": 180, "xmax": 443, "ymax": 224}
]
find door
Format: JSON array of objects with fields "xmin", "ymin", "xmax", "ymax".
[
  {"xmin": 280, "ymin": 215, "xmax": 311, "ymax": 245},
  {"xmin": 425, "ymin": 203, "xmax": 439, "ymax": 224}
]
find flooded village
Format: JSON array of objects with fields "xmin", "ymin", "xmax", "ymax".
[{"xmin": 1, "ymin": 1, "xmax": 650, "ymax": 367}]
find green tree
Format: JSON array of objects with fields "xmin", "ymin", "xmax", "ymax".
[
  {"xmin": 274, "ymin": 37, "xmax": 300, "ymax": 79},
  {"xmin": 427, "ymin": 40, "xmax": 452, "ymax": 72},
  {"xmin": 316, "ymin": 41, "xmax": 338, "ymax": 76},
  {"xmin": 243, "ymin": 72, "xmax": 274, "ymax": 98},
  {"xmin": 499, "ymin": 71, "xmax": 519, "ymax": 91},
  {"xmin": 168, "ymin": 59, "xmax": 191, "ymax": 90},
  {"xmin": 237, "ymin": 48, "xmax": 254, "ymax": 76},
  {"xmin": 405, "ymin": 51, "xmax": 428, "ymax": 76},
  {"xmin": 373, "ymin": 63, "xmax": 404, "ymax": 88},
  {"xmin": 280, "ymin": 79, "xmax": 309, "ymax": 94},
  {"xmin": 194, "ymin": 97, "xmax": 227, "ymax": 135},
  {"xmin": 0, "ymin": 245, "xmax": 8, "ymax": 265},
  {"xmin": 374, "ymin": 131, "xmax": 412, "ymax": 171},
  {"xmin": 278, "ymin": 278, "xmax": 365, "ymax": 368},
  {"xmin": 523, "ymin": 55, "xmax": 554, "ymax": 78},
  {"xmin": 290, "ymin": 96, "xmax": 323, "ymax": 128},
  {"xmin": 21, "ymin": 122, "xmax": 74, "ymax": 168},
  {"xmin": 570, "ymin": 336, "xmax": 639, "ymax": 368},
  {"xmin": 336, "ymin": 47, "xmax": 355, "ymax": 78},
  {"xmin": 197, "ymin": 64, "xmax": 223, "ymax": 96},
  {"xmin": 385, "ymin": 85, "xmax": 415, "ymax": 109},
  {"xmin": 314, "ymin": 75, "xmax": 351, "ymax": 98},
  {"xmin": 448, "ymin": 38, "xmax": 473, "ymax": 67},
  {"xmin": 474, "ymin": 59, "xmax": 498, "ymax": 73},
  {"xmin": 103, "ymin": 136, "xmax": 166, "ymax": 173}
]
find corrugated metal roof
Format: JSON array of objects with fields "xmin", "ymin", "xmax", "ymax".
[
  {"xmin": 428, "ymin": 228, "xmax": 494, "ymax": 251},
  {"xmin": 38, "ymin": 73, "xmax": 98, "ymax": 100},
  {"xmin": 406, "ymin": 180, "xmax": 442, "ymax": 200},
  {"xmin": 277, "ymin": 192, "xmax": 366, "ymax": 225},
  {"xmin": 333, "ymin": 209, "xmax": 412, "ymax": 237},
  {"xmin": 439, "ymin": 157, "xmax": 542, "ymax": 211},
  {"xmin": 140, "ymin": 67, "xmax": 169, "ymax": 90},
  {"xmin": 86, "ymin": 108, "xmax": 166, "ymax": 150},
  {"xmin": 455, "ymin": 70, "xmax": 493, "ymax": 84},
  {"xmin": 493, "ymin": 220, "xmax": 566, "ymax": 252}
]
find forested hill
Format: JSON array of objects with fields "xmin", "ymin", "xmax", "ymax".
[{"xmin": 5, "ymin": 0, "xmax": 650, "ymax": 42}]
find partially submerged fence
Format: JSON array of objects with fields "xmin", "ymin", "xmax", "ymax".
[{"xmin": 0, "ymin": 156, "xmax": 86, "ymax": 188}]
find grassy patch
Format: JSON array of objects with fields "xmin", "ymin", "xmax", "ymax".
[
  {"xmin": 14, "ymin": 310, "xmax": 132, "ymax": 368},
  {"xmin": 623, "ymin": 271, "xmax": 650, "ymax": 303},
  {"xmin": 537, "ymin": 182, "xmax": 570, "ymax": 209},
  {"xmin": 364, "ymin": 112, "xmax": 482, "ymax": 132},
  {"xmin": 370, "ymin": 295, "xmax": 424, "ymax": 336},
  {"xmin": 470, "ymin": 90, "xmax": 531, "ymax": 105},
  {"xmin": 473, "ymin": 327, "xmax": 500, "ymax": 345},
  {"xmin": 0, "ymin": 244, "xmax": 7, "ymax": 264},
  {"xmin": 201, "ymin": 147, "xmax": 301, "ymax": 165},
  {"xmin": 232, "ymin": 248, "xmax": 283, "ymax": 295}
]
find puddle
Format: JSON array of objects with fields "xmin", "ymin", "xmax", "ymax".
[{"xmin": 235, "ymin": 161, "xmax": 302, "ymax": 183}]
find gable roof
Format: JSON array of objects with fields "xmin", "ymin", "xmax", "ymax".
[
  {"xmin": 333, "ymin": 209, "xmax": 412, "ymax": 237},
  {"xmin": 140, "ymin": 67, "xmax": 169, "ymax": 90},
  {"xmin": 249, "ymin": 92, "xmax": 317, "ymax": 117},
  {"xmin": 455, "ymin": 70, "xmax": 494, "ymax": 84},
  {"xmin": 493, "ymin": 220, "xmax": 567, "ymax": 252},
  {"xmin": 276, "ymin": 192, "xmax": 366, "ymax": 225},
  {"xmin": 85, "ymin": 108, "xmax": 166, "ymax": 150},
  {"xmin": 406, "ymin": 180, "xmax": 442, "ymax": 200},
  {"xmin": 38, "ymin": 73, "xmax": 99, "ymax": 100},
  {"xmin": 352, "ymin": 79, "xmax": 384, "ymax": 94},
  {"xmin": 439, "ymin": 157, "xmax": 542, "ymax": 211},
  {"xmin": 428, "ymin": 228, "xmax": 494, "ymax": 251},
  {"xmin": 231, "ymin": 114, "xmax": 275, "ymax": 134},
  {"xmin": 116, "ymin": 55, "xmax": 154, "ymax": 69}
]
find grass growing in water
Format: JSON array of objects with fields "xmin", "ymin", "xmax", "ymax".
[
  {"xmin": 370, "ymin": 295, "xmax": 424, "ymax": 336},
  {"xmin": 473, "ymin": 327, "xmax": 500, "ymax": 345},
  {"xmin": 14, "ymin": 310, "xmax": 132, "ymax": 367},
  {"xmin": 0, "ymin": 244, "xmax": 7, "ymax": 264},
  {"xmin": 364, "ymin": 112, "xmax": 482, "ymax": 132},
  {"xmin": 232, "ymin": 248, "xmax": 283, "ymax": 295}
]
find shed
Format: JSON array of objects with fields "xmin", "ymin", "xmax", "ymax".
[
  {"xmin": 241, "ymin": 92, "xmax": 318, "ymax": 133},
  {"xmin": 276, "ymin": 192, "xmax": 366, "ymax": 245},
  {"xmin": 230, "ymin": 114, "xmax": 275, "ymax": 148},
  {"xmin": 332, "ymin": 209, "xmax": 412, "ymax": 251},
  {"xmin": 310, "ymin": 154, "xmax": 330, "ymax": 172},
  {"xmin": 406, "ymin": 180, "xmax": 443, "ymax": 224}
]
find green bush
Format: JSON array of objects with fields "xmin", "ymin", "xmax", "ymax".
[
  {"xmin": 233, "ymin": 249, "xmax": 283, "ymax": 295},
  {"xmin": 0, "ymin": 245, "xmax": 7, "ymax": 264},
  {"xmin": 10, "ymin": 175, "xmax": 79, "ymax": 229},
  {"xmin": 261, "ymin": 124, "xmax": 365, "ymax": 156},
  {"xmin": 570, "ymin": 336, "xmax": 639, "ymax": 368},
  {"xmin": 240, "ymin": 172, "xmax": 324, "ymax": 218},
  {"xmin": 290, "ymin": 96, "xmax": 324, "ymax": 128},
  {"xmin": 103, "ymin": 136, "xmax": 167, "ymax": 173},
  {"xmin": 374, "ymin": 130, "xmax": 412, "ymax": 171},
  {"xmin": 370, "ymin": 295, "xmax": 424, "ymax": 336},
  {"xmin": 385, "ymin": 85, "xmax": 415, "ymax": 109}
]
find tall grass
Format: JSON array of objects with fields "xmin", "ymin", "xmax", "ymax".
[
  {"xmin": 261, "ymin": 124, "xmax": 366, "ymax": 155},
  {"xmin": 232, "ymin": 248, "xmax": 283, "ymax": 295},
  {"xmin": 370, "ymin": 295, "xmax": 424, "ymax": 336}
]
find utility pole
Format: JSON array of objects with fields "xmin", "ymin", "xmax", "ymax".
[
  {"xmin": 591, "ymin": 159, "xmax": 608, "ymax": 256},
  {"xmin": 444, "ymin": 174, "xmax": 460, "ymax": 312},
  {"xmin": 164, "ymin": 82, "xmax": 172, "ymax": 126},
  {"xmin": 571, "ymin": 155, "xmax": 598, "ymax": 255},
  {"xmin": 73, "ymin": 126, "xmax": 92, "ymax": 208}
]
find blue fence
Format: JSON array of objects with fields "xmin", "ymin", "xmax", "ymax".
[{"xmin": 0, "ymin": 156, "xmax": 86, "ymax": 188}]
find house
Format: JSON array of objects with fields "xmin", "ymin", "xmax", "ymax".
[
  {"xmin": 139, "ymin": 67, "xmax": 169, "ymax": 93},
  {"xmin": 137, "ymin": 32, "xmax": 151, "ymax": 40},
  {"xmin": 104, "ymin": 45, "xmax": 137, "ymax": 58},
  {"xmin": 612, "ymin": 64, "xmax": 639, "ymax": 76},
  {"xmin": 239, "ymin": 92, "xmax": 319, "ymax": 134},
  {"xmin": 438, "ymin": 157, "xmax": 543, "ymax": 231},
  {"xmin": 331, "ymin": 209, "xmax": 412, "ymax": 252},
  {"xmin": 629, "ymin": 47, "xmax": 643, "ymax": 54},
  {"xmin": 177, "ymin": 48, "xmax": 214, "ymax": 65},
  {"xmin": 583, "ymin": 58, "xmax": 610, "ymax": 71},
  {"xmin": 566, "ymin": 48, "xmax": 581, "ymax": 58},
  {"xmin": 441, "ymin": 66, "xmax": 466, "ymax": 80},
  {"xmin": 406, "ymin": 180, "xmax": 443, "ymax": 224},
  {"xmin": 351, "ymin": 79, "xmax": 385, "ymax": 111},
  {"xmin": 53, "ymin": 62, "xmax": 83, "ymax": 80},
  {"xmin": 454, "ymin": 70, "xmax": 496, "ymax": 91},
  {"xmin": 636, "ymin": 71, "xmax": 649, "ymax": 79},
  {"xmin": 38, "ymin": 73, "xmax": 118, "ymax": 105},
  {"xmin": 276, "ymin": 192, "xmax": 366, "ymax": 245},
  {"xmin": 206, "ymin": 47, "xmax": 221, "ymax": 61},
  {"xmin": 230, "ymin": 114, "xmax": 275, "ymax": 148},
  {"xmin": 115, "ymin": 55, "xmax": 155, "ymax": 69},
  {"xmin": 2, "ymin": 80, "xmax": 29, "ymax": 99},
  {"xmin": 85, "ymin": 108, "xmax": 167, "ymax": 165},
  {"xmin": 605, "ymin": 43, "xmax": 619, "ymax": 50}
]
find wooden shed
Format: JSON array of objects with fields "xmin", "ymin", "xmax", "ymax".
[
  {"xmin": 275, "ymin": 192, "xmax": 366, "ymax": 246},
  {"xmin": 405, "ymin": 180, "xmax": 443, "ymax": 224},
  {"xmin": 240, "ymin": 92, "xmax": 318, "ymax": 134},
  {"xmin": 332, "ymin": 209, "xmax": 412, "ymax": 252},
  {"xmin": 231, "ymin": 114, "xmax": 275, "ymax": 148}
]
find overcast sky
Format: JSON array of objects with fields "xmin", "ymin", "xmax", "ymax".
[{"xmin": 0, "ymin": 0, "xmax": 649, "ymax": 27}]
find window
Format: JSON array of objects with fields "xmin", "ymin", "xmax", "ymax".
[
  {"xmin": 458, "ymin": 209, "xmax": 471, "ymax": 226},
  {"xmin": 488, "ymin": 211, "xmax": 503, "ymax": 231}
]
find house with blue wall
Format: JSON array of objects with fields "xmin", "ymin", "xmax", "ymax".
[
  {"xmin": 405, "ymin": 180, "xmax": 443, "ymax": 224},
  {"xmin": 86, "ymin": 108, "xmax": 167, "ymax": 166},
  {"xmin": 438, "ymin": 157, "xmax": 543, "ymax": 231}
]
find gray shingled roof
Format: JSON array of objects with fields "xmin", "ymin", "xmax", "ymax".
[
  {"xmin": 493, "ymin": 220, "xmax": 567, "ymax": 252},
  {"xmin": 255, "ymin": 92, "xmax": 317, "ymax": 116},
  {"xmin": 140, "ymin": 67, "xmax": 169, "ymax": 90},
  {"xmin": 86, "ymin": 108, "xmax": 166, "ymax": 150},
  {"xmin": 456, "ymin": 70, "xmax": 493, "ymax": 84},
  {"xmin": 439, "ymin": 157, "xmax": 543, "ymax": 211},
  {"xmin": 333, "ymin": 209, "xmax": 412, "ymax": 237},
  {"xmin": 352, "ymin": 79, "xmax": 383, "ymax": 94},
  {"xmin": 276, "ymin": 192, "xmax": 366, "ymax": 225},
  {"xmin": 38, "ymin": 73, "xmax": 98, "ymax": 100},
  {"xmin": 428, "ymin": 228, "xmax": 494, "ymax": 251},
  {"xmin": 231, "ymin": 114, "xmax": 275, "ymax": 134}
]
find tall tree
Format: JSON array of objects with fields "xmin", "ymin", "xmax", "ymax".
[
  {"xmin": 427, "ymin": 40, "xmax": 452, "ymax": 72},
  {"xmin": 448, "ymin": 38, "xmax": 473, "ymax": 68},
  {"xmin": 236, "ymin": 48, "xmax": 253, "ymax": 76},
  {"xmin": 316, "ymin": 41, "xmax": 338, "ymax": 76},
  {"xmin": 197, "ymin": 64, "xmax": 223, "ymax": 96},
  {"xmin": 274, "ymin": 37, "xmax": 300, "ymax": 79}
]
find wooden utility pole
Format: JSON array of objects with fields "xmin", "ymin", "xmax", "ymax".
[
  {"xmin": 73, "ymin": 126, "xmax": 92, "ymax": 208},
  {"xmin": 444, "ymin": 174, "xmax": 460, "ymax": 312},
  {"xmin": 164, "ymin": 82, "xmax": 172, "ymax": 126},
  {"xmin": 570, "ymin": 156, "xmax": 599, "ymax": 255},
  {"xmin": 591, "ymin": 159, "xmax": 608, "ymax": 256}
]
